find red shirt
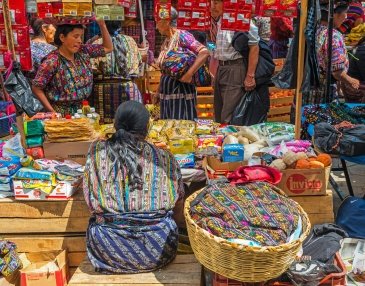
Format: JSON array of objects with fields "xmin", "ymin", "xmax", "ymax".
[{"xmin": 270, "ymin": 17, "xmax": 294, "ymax": 41}]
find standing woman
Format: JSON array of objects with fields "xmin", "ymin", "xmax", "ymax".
[
  {"xmin": 304, "ymin": 2, "xmax": 360, "ymax": 105},
  {"xmin": 156, "ymin": 7, "xmax": 209, "ymax": 120},
  {"xmin": 32, "ymin": 20, "xmax": 113, "ymax": 116},
  {"xmin": 28, "ymin": 19, "xmax": 56, "ymax": 79}
]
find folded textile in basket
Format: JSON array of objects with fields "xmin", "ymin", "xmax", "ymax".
[{"xmin": 190, "ymin": 182, "xmax": 302, "ymax": 246}]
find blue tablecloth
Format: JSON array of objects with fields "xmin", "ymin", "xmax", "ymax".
[{"xmin": 302, "ymin": 103, "xmax": 365, "ymax": 165}]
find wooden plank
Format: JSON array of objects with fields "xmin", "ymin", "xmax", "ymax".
[
  {"xmin": 68, "ymin": 284, "xmax": 198, "ymax": 286},
  {"xmin": 69, "ymin": 252, "xmax": 87, "ymax": 267},
  {"xmin": 196, "ymin": 108, "xmax": 214, "ymax": 113},
  {"xmin": 69, "ymin": 255, "xmax": 201, "ymax": 285},
  {"xmin": 308, "ymin": 213, "xmax": 334, "ymax": 225},
  {"xmin": 270, "ymin": 96, "xmax": 294, "ymax": 106},
  {"xmin": 197, "ymin": 87, "xmax": 213, "ymax": 94},
  {"xmin": 4, "ymin": 235, "xmax": 86, "ymax": 253},
  {"xmin": 267, "ymin": 115, "xmax": 291, "ymax": 123},
  {"xmin": 196, "ymin": 95, "xmax": 214, "ymax": 104},
  {"xmin": 292, "ymin": 190, "xmax": 333, "ymax": 214},
  {"xmin": 0, "ymin": 199, "xmax": 89, "ymax": 218},
  {"xmin": 268, "ymin": 105, "xmax": 291, "ymax": 116},
  {"xmin": 0, "ymin": 217, "xmax": 89, "ymax": 234}
]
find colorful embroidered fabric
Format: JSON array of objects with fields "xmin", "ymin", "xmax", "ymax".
[
  {"xmin": 86, "ymin": 211, "xmax": 178, "ymax": 274},
  {"xmin": 190, "ymin": 182, "xmax": 301, "ymax": 246},
  {"xmin": 316, "ymin": 25, "xmax": 349, "ymax": 74},
  {"xmin": 83, "ymin": 140, "xmax": 184, "ymax": 273},
  {"xmin": 91, "ymin": 34, "xmax": 142, "ymax": 78},
  {"xmin": 28, "ymin": 41, "xmax": 56, "ymax": 79},
  {"xmin": 83, "ymin": 140, "xmax": 184, "ymax": 214},
  {"xmin": 33, "ymin": 44, "xmax": 106, "ymax": 102}
]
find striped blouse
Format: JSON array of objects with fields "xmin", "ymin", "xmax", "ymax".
[{"xmin": 83, "ymin": 140, "xmax": 184, "ymax": 216}]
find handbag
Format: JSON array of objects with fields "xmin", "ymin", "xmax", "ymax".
[
  {"xmin": 336, "ymin": 195, "xmax": 365, "ymax": 239},
  {"xmin": 4, "ymin": 61, "xmax": 44, "ymax": 117}
]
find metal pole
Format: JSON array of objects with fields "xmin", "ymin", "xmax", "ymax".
[{"xmin": 325, "ymin": 0, "xmax": 334, "ymax": 103}]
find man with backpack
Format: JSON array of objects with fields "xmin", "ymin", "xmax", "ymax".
[{"xmin": 212, "ymin": 0, "xmax": 273, "ymax": 125}]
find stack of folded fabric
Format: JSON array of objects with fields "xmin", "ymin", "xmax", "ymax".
[
  {"xmin": 0, "ymin": 156, "xmax": 21, "ymax": 198},
  {"xmin": 44, "ymin": 118, "xmax": 96, "ymax": 143}
]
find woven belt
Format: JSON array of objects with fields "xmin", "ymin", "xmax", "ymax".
[{"xmin": 219, "ymin": 58, "xmax": 244, "ymax": 66}]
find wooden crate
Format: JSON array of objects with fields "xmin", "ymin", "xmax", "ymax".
[
  {"xmin": 196, "ymin": 87, "xmax": 214, "ymax": 119},
  {"xmin": 0, "ymin": 190, "xmax": 89, "ymax": 234},
  {"xmin": 146, "ymin": 70, "xmax": 161, "ymax": 94},
  {"xmin": 69, "ymin": 255, "xmax": 202, "ymax": 286},
  {"xmin": 291, "ymin": 190, "xmax": 334, "ymax": 225},
  {"xmin": 274, "ymin": 58, "xmax": 285, "ymax": 73},
  {"xmin": 0, "ymin": 190, "xmax": 89, "ymax": 279},
  {"xmin": 268, "ymin": 87, "xmax": 294, "ymax": 123}
]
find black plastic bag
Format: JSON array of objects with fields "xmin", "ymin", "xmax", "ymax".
[
  {"xmin": 230, "ymin": 88, "xmax": 269, "ymax": 126},
  {"xmin": 314, "ymin": 122, "xmax": 365, "ymax": 156},
  {"xmin": 272, "ymin": 24, "xmax": 299, "ymax": 89},
  {"xmin": 4, "ymin": 62, "xmax": 44, "ymax": 117}
]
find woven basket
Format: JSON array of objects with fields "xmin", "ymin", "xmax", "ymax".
[{"xmin": 184, "ymin": 187, "xmax": 311, "ymax": 283}]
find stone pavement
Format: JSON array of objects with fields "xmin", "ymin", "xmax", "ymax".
[{"xmin": 330, "ymin": 159, "xmax": 365, "ymax": 215}]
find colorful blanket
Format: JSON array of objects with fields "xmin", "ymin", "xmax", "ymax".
[{"xmin": 190, "ymin": 182, "xmax": 302, "ymax": 246}]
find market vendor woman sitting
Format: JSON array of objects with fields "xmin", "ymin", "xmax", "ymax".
[
  {"xmin": 83, "ymin": 101, "xmax": 184, "ymax": 274},
  {"xmin": 32, "ymin": 20, "xmax": 113, "ymax": 116}
]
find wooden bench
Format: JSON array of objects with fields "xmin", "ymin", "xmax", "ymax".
[{"xmin": 68, "ymin": 254, "xmax": 203, "ymax": 286}]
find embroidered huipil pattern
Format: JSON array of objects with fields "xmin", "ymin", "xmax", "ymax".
[
  {"xmin": 83, "ymin": 140, "xmax": 184, "ymax": 215},
  {"xmin": 33, "ymin": 44, "xmax": 106, "ymax": 102}
]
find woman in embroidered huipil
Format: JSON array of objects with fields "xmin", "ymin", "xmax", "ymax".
[
  {"xmin": 32, "ymin": 20, "xmax": 113, "ymax": 116},
  {"xmin": 304, "ymin": 2, "xmax": 360, "ymax": 104},
  {"xmin": 156, "ymin": 7, "xmax": 209, "ymax": 120},
  {"xmin": 83, "ymin": 101, "xmax": 184, "ymax": 274}
]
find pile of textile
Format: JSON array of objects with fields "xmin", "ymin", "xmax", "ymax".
[
  {"xmin": 44, "ymin": 118, "xmax": 97, "ymax": 142},
  {"xmin": 302, "ymin": 103, "xmax": 365, "ymax": 138},
  {"xmin": 13, "ymin": 159, "xmax": 83, "ymax": 199},
  {"xmin": 190, "ymin": 182, "xmax": 303, "ymax": 247},
  {"xmin": 0, "ymin": 156, "xmax": 21, "ymax": 198}
]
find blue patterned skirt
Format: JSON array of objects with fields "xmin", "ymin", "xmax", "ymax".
[{"xmin": 86, "ymin": 211, "xmax": 178, "ymax": 274}]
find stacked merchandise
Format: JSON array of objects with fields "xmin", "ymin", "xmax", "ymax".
[
  {"xmin": 260, "ymin": 0, "xmax": 298, "ymax": 17},
  {"xmin": 94, "ymin": 0, "xmax": 125, "ymax": 21},
  {"xmin": 221, "ymin": 0, "xmax": 252, "ymax": 31},
  {"xmin": 176, "ymin": 0, "xmax": 211, "ymax": 31},
  {"xmin": 44, "ymin": 117, "xmax": 97, "ymax": 143},
  {"xmin": 0, "ymin": 0, "xmax": 32, "ymax": 71},
  {"xmin": 36, "ymin": 0, "xmax": 93, "ymax": 18},
  {"xmin": 0, "ymin": 156, "xmax": 21, "ymax": 198},
  {"xmin": 24, "ymin": 112, "xmax": 60, "ymax": 159},
  {"xmin": 13, "ymin": 158, "xmax": 83, "ymax": 200}
]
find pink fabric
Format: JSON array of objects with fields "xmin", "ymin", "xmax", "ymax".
[{"xmin": 228, "ymin": 165, "xmax": 283, "ymax": 185}]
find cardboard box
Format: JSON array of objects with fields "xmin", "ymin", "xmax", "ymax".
[
  {"xmin": 0, "ymin": 271, "xmax": 20, "ymax": 286},
  {"xmin": 277, "ymin": 165, "xmax": 331, "ymax": 196},
  {"xmin": 14, "ymin": 179, "xmax": 81, "ymax": 201},
  {"xmin": 20, "ymin": 250, "xmax": 68, "ymax": 286},
  {"xmin": 43, "ymin": 141, "xmax": 93, "ymax": 165},
  {"xmin": 202, "ymin": 156, "xmax": 246, "ymax": 183}
]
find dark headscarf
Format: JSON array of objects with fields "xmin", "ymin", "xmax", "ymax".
[{"xmin": 107, "ymin": 101, "xmax": 150, "ymax": 190}]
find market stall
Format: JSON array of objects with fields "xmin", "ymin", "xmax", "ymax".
[{"xmin": 0, "ymin": 0, "xmax": 365, "ymax": 285}]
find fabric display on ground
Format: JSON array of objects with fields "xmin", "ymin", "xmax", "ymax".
[
  {"xmin": 302, "ymin": 103, "xmax": 365, "ymax": 138},
  {"xmin": 91, "ymin": 80, "xmax": 142, "ymax": 124},
  {"xmin": 189, "ymin": 182, "xmax": 303, "ymax": 246},
  {"xmin": 0, "ymin": 156, "xmax": 21, "ymax": 198},
  {"xmin": 44, "ymin": 118, "xmax": 97, "ymax": 142}
]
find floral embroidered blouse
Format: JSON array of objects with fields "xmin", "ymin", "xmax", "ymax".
[
  {"xmin": 33, "ymin": 44, "xmax": 106, "ymax": 102},
  {"xmin": 316, "ymin": 25, "xmax": 349, "ymax": 75}
]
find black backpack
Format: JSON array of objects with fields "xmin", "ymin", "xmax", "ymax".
[{"xmin": 232, "ymin": 32, "xmax": 275, "ymax": 86}]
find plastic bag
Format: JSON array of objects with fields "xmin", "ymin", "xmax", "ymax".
[
  {"xmin": 2, "ymin": 134, "xmax": 25, "ymax": 158},
  {"xmin": 4, "ymin": 61, "xmax": 44, "ymax": 117},
  {"xmin": 230, "ymin": 89, "xmax": 269, "ymax": 126}
]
